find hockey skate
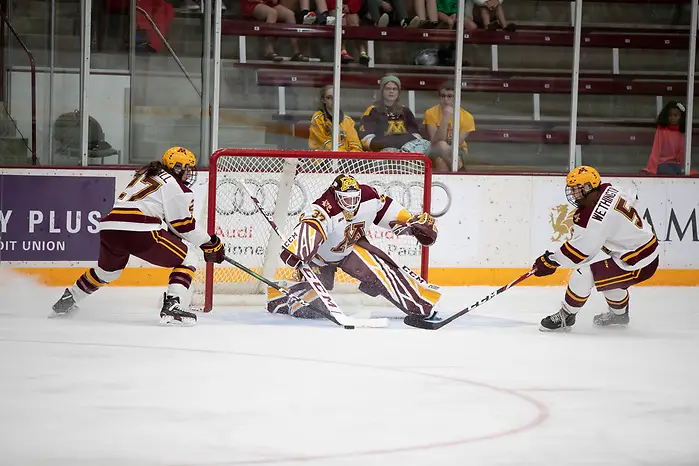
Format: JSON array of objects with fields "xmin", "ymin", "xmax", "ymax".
[
  {"xmin": 419, "ymin": 309, "xmax": 442, "ymax": 323},
  {"xmin": 593, "ymin": 309, "xmax": 629, "ymax": 327},
  {"xmin": 540, "ymin": 308, "xmax": 576, "ymax": 332},
  {"xmin": 50, "ymin": 288, "xmax": 78, "ymax": 318},
  {"xmin": 159, "ymin": 293, "xmax": 197, "ymax": 326}
]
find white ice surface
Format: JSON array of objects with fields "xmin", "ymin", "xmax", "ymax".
[{"xmin": 1, "ymin": 271, "xmax": 698, "ymax": 466}]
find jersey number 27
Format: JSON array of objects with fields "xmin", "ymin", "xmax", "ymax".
[{"xmin": 118, "ymin": 174, "xmax": 163, "ymax": 202}]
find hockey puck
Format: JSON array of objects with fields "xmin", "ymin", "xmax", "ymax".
[{"xmin": 344, "ymin": 325, "xmax": 355, "ymax": 330}]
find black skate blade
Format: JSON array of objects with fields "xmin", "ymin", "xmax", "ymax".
[
  {"xmin": 48, "ymin": 308, "xmax": 78, "ymax": 319},
  {"xmin": 538, "ymin": 325, "xmax": 572, "ymax": 333},
  {"xmin": 593, "ymin": 322, "xmax": 629, "ymax": 328},
  {"xmin": 159, "ymin": 315, "xmax": 197, "ymax": 327},
  {"xmin": 403, "ymin": 314, "xmax": 442, "ymax": 330}
]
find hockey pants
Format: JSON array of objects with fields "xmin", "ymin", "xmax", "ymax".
[
  {"xmin": 562, "ymin": 257, "xmax": 659, "ymax": 315},
  {"xmin": 70, "ymin": 229, "xmax": 198, "ymax": 306}
]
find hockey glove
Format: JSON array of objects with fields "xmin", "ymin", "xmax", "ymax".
[
  {"xmin": 391, "ymin": 212, "xmax": 438, "ymax": 246},
  {"xmin": 200, "ymin": 235, "xmax": 225, "ymax": 263},
  {"xmin": 280, "ymin": 247, "xmax": 302, "ymax": 269},
  {"xmin": 532, "ymin": 251, "xmax": 559, "ymax": 277}
]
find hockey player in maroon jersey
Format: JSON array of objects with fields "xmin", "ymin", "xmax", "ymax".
[
  {"xmin": 532, "ymin": 166, "xmax": 659, "ymax": 332},
  {"xmin": 51, "ymin": 147, "xmax": 225, "ymax": 326},
  {"xmin": 268, "ymin": 174, "xmax": 441, "ymax": 320}
]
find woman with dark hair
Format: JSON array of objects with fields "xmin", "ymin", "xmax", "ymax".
[{"xmin": 642, "ymin": 101, "xmax": 695, "ymax": 175}]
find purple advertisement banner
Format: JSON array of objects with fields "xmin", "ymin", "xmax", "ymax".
[{"xmin": 0, "ymin": 175, "xmax": 115, "ymax": 261}]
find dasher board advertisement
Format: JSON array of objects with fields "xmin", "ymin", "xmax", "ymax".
[{"xmin": 0, "ymin": 174, "xmax": 115, "ymax": 261}]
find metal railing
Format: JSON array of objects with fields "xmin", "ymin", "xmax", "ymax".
[
  {"xmin": 1, "ymin": 8, "xmax": 37, "ymax": 165},
  {"xmin": 135, "ymin": 6, "xmax": 202, "ymax": 98}
]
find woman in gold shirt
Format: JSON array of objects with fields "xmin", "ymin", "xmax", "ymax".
[{"xmin": 308, "ymin": 85, "xmax": 363, "ymax": 152}]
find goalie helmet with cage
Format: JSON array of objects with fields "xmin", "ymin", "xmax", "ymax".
[
  {"xmin": 565, "ymin": 165, "xmax": 601, "ymax": 207},
  {"xmin": 162, "ymin": 146, "xmax": 197, "ymax": 187},
  {"xmin": 332, "ymin": 174, "xmax": 362, "ymax": 216}
]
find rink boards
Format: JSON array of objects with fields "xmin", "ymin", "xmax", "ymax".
[{"xmin": 1, "ymin": 167, "xmax": 698, "ymax": 286}]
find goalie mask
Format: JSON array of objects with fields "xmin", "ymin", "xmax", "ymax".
[
  {"xmin": 162, "ymin": 146, "xmax": 197, "ymax": 187},
  {"xmin": 332, "ymin": 174, "xmax": 361, "ymax": 216},
  {"xmin": 565, "ymin": 165, "xmax": 601, "ymax": 207}
]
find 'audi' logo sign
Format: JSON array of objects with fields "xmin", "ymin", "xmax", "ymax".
[{"xmin": 215, "ymin": 178, "xmax": 452, "ymax": 218}]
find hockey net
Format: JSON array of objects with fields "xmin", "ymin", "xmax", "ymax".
[{"xmin": 191, "ymin": 149, "xmax": 432, "ymax": 312}]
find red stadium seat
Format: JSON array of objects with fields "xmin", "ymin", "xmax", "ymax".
[
  {"xmin": 222, "ymin": 20, "xmax": 690, "ymax": 49},
  {"xmin": 255, "ymin": 69, "xmax": 688, "ymax": 96}
]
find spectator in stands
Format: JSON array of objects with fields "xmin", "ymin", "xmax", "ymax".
[
  {"xmin": 328, "ymin": 0, "xmax": 371, "ymax": 65},
  {"xmin": 642, "ymin": 101, "xmax": 696, "ymax": 175},
  {"xmin": 107, "ymin": 0, "xmax": 175, "ymax": 54},
  {"xmin": 281, "ymin": 0, "xmax": 334, "ymax": 24},
  {"xmin": 363, "ymin": 0, "xmax": 420, "ymax": 27},
  {"xmin": 309, "ymin": 85, "xmax": 363, "ymax": 151},
  {"xmin": 414, "ymin": 0, "xmax": 439, "ymax": 28},
  {"xmin": 423, "ymin": 81, "xmax": 475, "ymax": 171},
  {"xmin": 437, "ymin": 0, "xmax": 477, "ymax": 30},
  {"xmin": 433, "ymin": 0, "xmax": 476, "ymax": 65},
  {"xmin": 362, "ymin": 1, "xmax": 390, "ymax": 27},
  {"xmin": 358, "ymin": 75, "xmax": 429, "ymax": 153},
  {"xmin": 242, "ymin": 0, "xmax": 310, "ymax": 61},
  {"xmin": 473, "ymin": 0, "xmax": 515, "ymax": 31}
]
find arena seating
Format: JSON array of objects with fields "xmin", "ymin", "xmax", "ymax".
[
  {"xmin": 255, "ymin": 69, "xmax": 688, "ymax": 96},
  {"xmin": 6, "ymin": 0, "xmax": 693, "ymax": 171},
  {"xmin": 222, "ymin": 20, "xmax": 690, "ymax": 49}
]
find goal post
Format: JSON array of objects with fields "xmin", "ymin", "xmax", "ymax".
[{"xmin": 194, "ymin": 149, "xmax": 433, "ymax": 313}]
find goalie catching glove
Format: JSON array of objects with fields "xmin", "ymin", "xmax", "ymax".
[
  {"xmin": 390, "ymin": 212, "xmax": 438, "ymax": 246},
  {"xmin": 200, "ymin": 234, "xmax": 225, "ymax": 263}
]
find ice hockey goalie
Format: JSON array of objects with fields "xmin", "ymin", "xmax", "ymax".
[{"xmin": 271, "ymin": 174, "xmax": 441, "ymax": 320}]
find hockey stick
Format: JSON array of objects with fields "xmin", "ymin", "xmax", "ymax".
[
  {"xmin": 240, "ymin": 182, "xmax": 389, "ymax": 329},
  {"xmin": 222, "ymin": 255, "xmax": 349, "ymax": 328},
  {"xmin": 403, "ymin": 270, "xmax": 535, "ymax": 330}
]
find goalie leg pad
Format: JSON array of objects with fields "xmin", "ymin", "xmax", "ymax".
[
  {"xmin": 341, "ymin": 238, "xmax": 441, "ymax": 317},
  {"xmin": 267, "ymin": 284, "xmax": 291, "ymax": 315},
  {"xmin": 297, "ymin": 263, "xmax": 338, "ymax": 291},
  {"xmin": 267, "ymin": 281, "xmax": 324, "ymax": 319}
]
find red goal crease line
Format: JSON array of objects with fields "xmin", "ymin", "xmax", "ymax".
[{"xmin": 11, "ymin": 267, "xmax": 699, "ymax": 287}]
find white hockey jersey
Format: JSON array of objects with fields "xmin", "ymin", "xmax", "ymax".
[
  {"xmin": 289, "ymin": 184, "xmax": 412, "ymax": 265},
  {"xmin": 550, "ymin": 183, "xmax": 659, "ymax": 271},
  {"xmin": 99, "ymin": 169, "xmax": 211, "ymax": 247}
]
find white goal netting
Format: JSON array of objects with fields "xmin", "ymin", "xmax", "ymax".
[{"xmin": 191, "ymin": 149, "xmax": 431, "ymax": 312}]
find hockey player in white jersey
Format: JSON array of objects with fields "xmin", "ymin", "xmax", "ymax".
[
  {"xmin": 532, "ymin": 166, "xmax": 659, "ymax": 332},
  {"xmin": 269, "ymin": 174, "xmax": 442, "ymax": 319},
  {"xmin": 51, "ymin": 147, "xmax": 225, "ymax": 326}
]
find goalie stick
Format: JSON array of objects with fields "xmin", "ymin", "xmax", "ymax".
[
  {"xmin": 240, "ymin": 181, "xmax": 389, "ymax": 329},
  {"xmin": 222, "ymin": 255, "xmax": 347, "ymax": 328},
  {"xmin": 403, "ymin": 270, "xmax": 535, "ymax": 330}
]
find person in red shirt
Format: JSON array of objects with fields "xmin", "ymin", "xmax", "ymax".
[
  {"xmin": 106, "ymin": 0, "xmax": 175, "ymax": 54},
  {"xmin": 642, "ymin": 101, "xmax": 696, "ymax": 176}
]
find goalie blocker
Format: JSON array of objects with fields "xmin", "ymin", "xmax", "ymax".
[{"xmin": 271, "ymin": 174, "xmax": 441, "ymax": 319}]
